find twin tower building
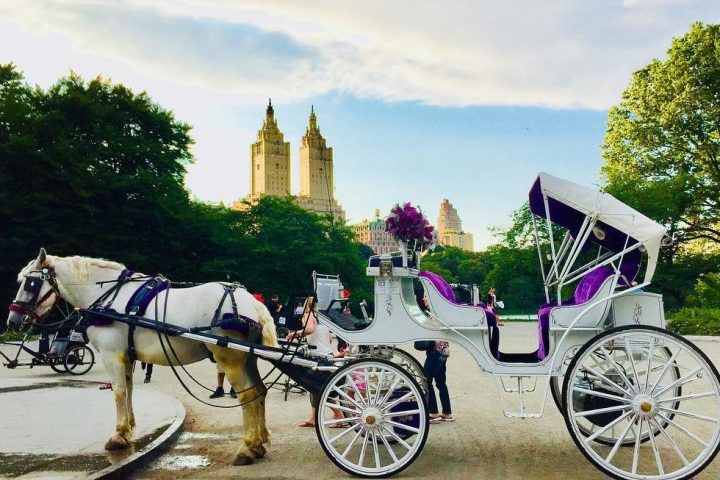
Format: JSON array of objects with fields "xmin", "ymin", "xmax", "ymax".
[
  {"xmin": 235, "ymin": 100, "xmax": 474, "ymax": 252},
  {"xmin": 234, "ymin": 100, "xmax": 345, "ymax": 221}
]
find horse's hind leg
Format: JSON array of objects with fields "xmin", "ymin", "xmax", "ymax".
[
  {"xmin": 103, "ymin": 354, "xmax": 134, "ymax": 450},
  {"xmin": 219, "ymin": 355, "xmax": 269, "ymax": 465}
]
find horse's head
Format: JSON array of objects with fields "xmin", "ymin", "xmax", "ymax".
[{"xmin": 6, "ymin": 248, "xmax": 60, "ymax": 332}]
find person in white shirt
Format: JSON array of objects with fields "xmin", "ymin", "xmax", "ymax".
[{"xmin": 286, "ymin": 296, "xmax": 343, "ymax": 427}]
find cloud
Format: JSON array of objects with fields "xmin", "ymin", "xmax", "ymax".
[{"xmin": 3, "ymin": 0, "xmax": 719, "ymax": 110}]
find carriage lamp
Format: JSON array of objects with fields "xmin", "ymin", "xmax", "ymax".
[
  {"xmin": 592, "ymin": 226, "xmax": 606, "ymax": 240},
  {"xmin": 379, "ymin": 260, "xmax": 393, "ymax": 277}
]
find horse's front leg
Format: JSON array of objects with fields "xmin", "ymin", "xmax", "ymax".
[
  {"xmin": 219, "ymin": 355, "xmax": 270, "ymax": 465},
  {"xmin": 103, "ymin": 353, "xmax": 134, "ymax": 450}
]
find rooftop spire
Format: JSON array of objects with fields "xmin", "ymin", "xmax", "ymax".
[
  {"xmin": 266, "ymin": 98, "xmax": 274, "ymax": 118},
  {"xmin": 308, "ymin": 104, "xmax": 317, "ymax": 130}
]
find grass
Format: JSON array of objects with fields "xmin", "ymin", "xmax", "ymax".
[{"xmin": 667, "ymin": 308, "xmax": 720, "ymax": 336}]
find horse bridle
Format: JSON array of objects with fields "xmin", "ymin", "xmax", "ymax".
[{"xmin": 8, "ymin": 267, "xmax": 61, "ymax": 326}]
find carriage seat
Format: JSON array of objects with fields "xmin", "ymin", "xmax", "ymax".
[
  {"xmin": 537, "ymin": 266, "xmax": 615, "ymax": 360},
  {"xmin": 418, "ymin": 271, "xmax": 499, "ymax": 357}
]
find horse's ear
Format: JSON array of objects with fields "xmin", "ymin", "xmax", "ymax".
[{"xmin": 37, "ymin": 248, "xmax": 47, "ymax": 267}]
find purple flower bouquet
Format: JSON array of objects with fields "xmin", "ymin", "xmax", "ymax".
[{"xmin": 385, "ymin": 203, "xmax": 437, "ymax": 266}]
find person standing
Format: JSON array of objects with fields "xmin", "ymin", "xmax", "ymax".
[
  {"xmin": 209, "ymin": 364, "xmax": 237, "ymax": 399},
  {"xmin": 418, "ymin": 294, "xmax": 454, "ymax": 422},
  {"xmin": 487, "ymin": 287, "xmax": 504, "ymax": 326},
  {"xmin": 420, "ymin": 340, "xmax": 453, "ymax": 423}
]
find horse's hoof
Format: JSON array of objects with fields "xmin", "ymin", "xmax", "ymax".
[
  {"xmin": 250, "ymin": 444, "xmax": 266, "ymax": 459},
  {"xmin": 104, "ymin": 435, "xmax": 130, "ymax": 451},
  {"xmin": 233, "ymin": 453, "xmax": 254, "ymax": 466}
]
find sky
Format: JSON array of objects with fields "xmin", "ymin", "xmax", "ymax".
[{"xmin": 1, "ymin": 0, "xmax": 719, "ymax": 248}]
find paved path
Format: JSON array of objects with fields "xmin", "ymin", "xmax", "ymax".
[
  {"xmin": 0, "ymin": 343, "xmax": 184, "ymax": 479},
  {"xmin": 3, "ymin": 324, "xmax": 720, "ymax": 479}
]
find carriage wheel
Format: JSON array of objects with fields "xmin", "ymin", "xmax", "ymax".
[
  {"xmin": 555, "ymin": 345, "xmax": 681, "ymax": 447},
  {"xmin": 563, "ymin": 326, "xmax": 720, "ymax": 480},
  {"xmin": 316, "ymin": 359, "xmax": 429, "ymax": 478},
  {"xmin": 64, "ymin": 345, "xmax": 95, "ymax": 375}
]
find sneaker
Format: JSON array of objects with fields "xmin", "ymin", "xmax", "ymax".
[
  {"xmin": 209, "ymin": 387, "xmax": 225, "ymax": 399},
  {"xmin": 229, "ymin": 387, "xmax": 237, "ymax": 399},
  {"xmin": 144, "ymin": 376, "xmax": 151, "ymax": 384}
]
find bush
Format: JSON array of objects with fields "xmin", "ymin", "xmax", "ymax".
[
  {"xmin": 667, "ymin": 308, "xmax": 720, "ymax": 336},
  {"xmin": 688, "ymin": 272, "xmax": 720, "ymax": 309}
]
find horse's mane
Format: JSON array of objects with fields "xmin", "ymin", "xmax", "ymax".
[{"xmin": 17, "ymin": 255, "xmax": 126, "ymax": 283}]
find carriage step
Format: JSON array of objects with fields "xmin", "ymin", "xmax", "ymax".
[{"xmin": 495, "ymin": 376, "xmax": 544, "ymax": 419}]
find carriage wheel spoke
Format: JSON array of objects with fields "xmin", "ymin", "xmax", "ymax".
[
  {"xmin": 644, "ymin": 340, "xmax": 655, "ymax": 392},
  {"xmin": 573, "ymin": 404, "xmax": 632, "ymax": 418},
  {"xmin": 624, "ymin": 337, "xmax": 640, "ymax": 388},
  {"xmin": 653, "ymin": 366, "xmax": 703, "ymax": 397},
  {"xmin": 662, "ymin": 414, "xmax": 709, "ymax": 447},
  {"xmin": 332, "ymin": 386, "xmax": 364, "ymax": 412},
  {"xmin": 649, "ymin": 347, "xmax": 681, "ymax": 394},
  {"xmin": 341, "ymin": 427, "xmax": 365, "ymax": 459},
  {"xmin": 384, "ymin": 419, "xmax": 420, "ymax": 434},
  {"xmin": 384, "ymin": 409, "xmax": 421, "ymax": 417},
  {"xmin": 583, "ymin": 364, "xmax": 634, "ymax": 396},
  {"xmin": 346, "ymin": 373, "xmax": 368, "ymax": 407},
  {"xmin": 378, "ymin": 375, "xmax": 402, "ymax": 407},
  {"xmin": 599, "ymin": 346, "xmax": 638, "ymax": 394},
  {"xmin": 381, "ymin": 391, "xmax": 414, "ymax": 413},
  {"xmin": 379, "ymin": 424, "xmax": 412, "ymax": 450},
  {"xmin": 364, "ymin": 368, "xmax": 372, "ymax": 405},
  {"xmin": 657, "ymin": 406, "xmax": 718, "ymax": 423},
  {"xmin": 358, "ymin": 428, "xmax": 370, "ymax": 467},
  {"xmin": 656, "ymin": 391, "xmax": 717, "ymax": 404},
  {"xmin": 583, "ymin": 409, "xmax": 634, "ymax": 443},
  {"xmin": 324, "ymin": 416, "xmax": 361, "ymax": 426},
  {"xmin": 372, "ymin": 431, "xmax": 381, "ymax": 469},
  {"xmin": 632, "ymin": 417, "xmax": 643, "ymax": 474},
  {"xmin": 648, "ymin": 419, "xmax": 665, "ymax": 475},
  {"xmin": 605, "ymin": 414, "xmax": 638, "ymax": 464},
  {"xmin": 329, "ymin": 402, "xmax": 363, "ymax": 416},
  {"xmin": 650, "ymin": 417, "xmax": 690, "ymax": 466},
  {"xmin": 374, "ymin": 369, "xmax": 386, "ymax": 405},
  {"xmin": 377, "ymin": 427, "xmax": 399, "ymax": 463},
  {"xmin": 573, "ymin": 386, "xmax": 632, "ymax": 404},
  {"xmin": 329, "ymin": 423, "xmax": 360, "ymax": 444}
]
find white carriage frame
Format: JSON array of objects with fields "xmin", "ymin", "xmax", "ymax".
[{"xmin": 315, "ymin": 177, "xmax": 670, "ymax": 418}]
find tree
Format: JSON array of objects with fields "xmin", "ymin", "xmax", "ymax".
[
  {"xmin": 602, "ymin": 22, "xmax": 720, "ymax": 251},
  {"xmin": 0, "ymin": 64, "xmax": 194, "ymax": 300}
]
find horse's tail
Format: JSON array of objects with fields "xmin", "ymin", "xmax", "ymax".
[{"xmin": 254, "ymin": 300, "xmax": 279, "ymax": 348}]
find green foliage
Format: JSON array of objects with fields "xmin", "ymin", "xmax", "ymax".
[
  {"xmin": 667, "ymin": 308, "xmax": 720, "ymax": 336},
  {"xmin": 421, "ymin": 245, "xmax": 545, "ymax": 312},
  {"xmin": 687, "ymin": 272, "xmax": 720, "ymax": 309},
  {"xmin": 0, "ymin": 65, "xmax": 371, "ymax": 315},
  {"xmin": 601, "ymin": 22, "xmax": 720, "ymax": 249}
]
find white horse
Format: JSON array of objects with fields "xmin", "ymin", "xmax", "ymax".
[{"xmin": 6, "ymin": 249, "xmax": 278, "ymax": 465}]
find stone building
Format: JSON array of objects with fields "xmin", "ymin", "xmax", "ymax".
[
  {"xmin": 295, "ymin": 106, "xmax": 345, "ymax": 220},
  {"xmin": 353, "ymin": 209, "xmax": 397, "ymax": 254},
  {"xmin": 249, "ymin": 99, "xmax": 290, "ymax": 199},
  {"xmin": 234, "ymin": 101, "xmax": 345, "ymax": 221},
  {"xmin": 437, "ymin": 198, "xmax": 474, "ymax": 251}
]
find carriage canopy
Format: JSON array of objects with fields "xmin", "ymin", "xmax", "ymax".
[{"xmin": 528, "ymin": 172, "xmax": 667, "ymax": 283}]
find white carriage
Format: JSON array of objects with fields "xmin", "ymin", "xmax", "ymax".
[{"xmin": 310, "ymin": 173, "xmax": 720, "ymax": 479}]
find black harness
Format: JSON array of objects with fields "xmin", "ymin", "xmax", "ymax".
[
  {"xmin": 84, "ymin": 273, "xmax": 262, "ymax": 362},
  {"xmin": 8, "ymin": 267, "xmax": 61, "ymax": 329}
]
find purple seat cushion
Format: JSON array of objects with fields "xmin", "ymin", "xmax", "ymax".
[
  {"xmin": 419, "ymin": 271, "xmax": 457, "ymax": 304},
  {"xmin": 537, "ymin": 266, "xmax": 614, "ymax": 360}
]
